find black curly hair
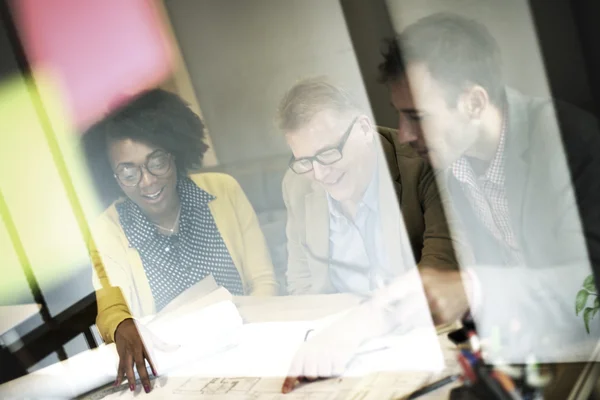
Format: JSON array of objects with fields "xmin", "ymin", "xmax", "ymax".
[{"xmin": 82, "ymin": 88, "xmax": 209, "ymax": 207}]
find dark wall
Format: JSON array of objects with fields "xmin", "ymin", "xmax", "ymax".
[
  {"xmin": 340, "ymin": 0, "xmax": 398, "ymax": 129},
  {"xmin": 528, "ymin": 0, "xmax": 596, "ymax": 113},
  {"xmin": 569, "ymin": 0, "xmax": 600, "ymax": 116}
]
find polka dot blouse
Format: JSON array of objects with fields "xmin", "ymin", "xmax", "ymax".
[{"xmin": 116, "ymin": 177, "xmax": 244, "ymax": 311}]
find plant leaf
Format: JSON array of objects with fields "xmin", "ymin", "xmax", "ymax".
[
  {"xmin": 593, "ymin": 298, "xmax": 600, "ymax": 319},
  {"xmin": 584, "ymin": 307, "xmax": 594, "ymax": 334},
  {"xmin": 583, "ymin": 275, "xmax": 597, "ymax": 292},
  {"xmin": 576, "ymin": 290, "xmax": 589, "ymax": 315}
]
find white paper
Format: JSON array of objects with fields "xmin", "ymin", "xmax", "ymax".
[
  {"xmin": 234, "ymin": 293, "xmax": 362, "ymax": 323},
  {"xmin": 149, "ymin": 275, "xmax": 220, "ymax": 320},
  {"xmin": 92, "ymin": 315, "xmax": 448, "ymax": 400},
  {"xmin": 0, "ymin": 282, "xmax": 241, "ymax": 400},
  {"xmin": 1, "ymin": 292, "xmax": 459, "ymax": 399}
]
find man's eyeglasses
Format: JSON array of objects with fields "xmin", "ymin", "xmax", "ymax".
[
  {"xmin": 114, "ymin": 152, "xmax": 172, "ymax": 187},
  {"xmin": 289, "ymin": 116, "xmax": 359, "ymax": 174}
]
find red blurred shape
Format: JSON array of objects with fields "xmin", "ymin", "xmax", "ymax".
[{"xmin": 12, "ymin": 0, "xmax": 173, "ymax": 129}]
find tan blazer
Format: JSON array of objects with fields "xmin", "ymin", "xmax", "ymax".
[
  {"xmin": 92, "ymin": 173, "xmax": 278, "ymax": 343},
  {"xmin": 283, "ymin": 127, "xmax": 458, "ymax": 295}
]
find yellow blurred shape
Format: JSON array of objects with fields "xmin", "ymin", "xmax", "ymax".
[{"xmin": 0, "ymin": 72, "xmax": 102, "ymax": 303}]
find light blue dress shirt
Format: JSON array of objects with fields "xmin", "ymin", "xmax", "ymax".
[{"xmin": 327, "ymin": 167, "xmax": 387, "ymax": 294}]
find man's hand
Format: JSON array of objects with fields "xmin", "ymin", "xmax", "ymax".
[
  {"xmin": 281, "ymin": 305, "xmax": 386, "ymax": 393},
  {"xmin": 281, "ymin": 267, "xmax": 441, "ymax": 394},
  {"xmin": 281, "ymin": 329, "xmax": 359, "ymax": 393},
  {"xmin": 420, "ymin": 268, "xmax": 470, "ymax": 324},
  {"xmin": 114, "ymin": 319, "xmax": 178, "ymax": 393}
]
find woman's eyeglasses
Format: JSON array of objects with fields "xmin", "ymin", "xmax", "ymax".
[{"xmin": 114, "ymin": 152, "xmax": 172, "ymax": 187}]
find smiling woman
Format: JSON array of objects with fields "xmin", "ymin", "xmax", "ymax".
[{"xmin": 82, "ymin": 89, "xmax": 277, "ymax": 392}]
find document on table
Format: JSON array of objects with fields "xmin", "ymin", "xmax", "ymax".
[
  {"xmin": 91, "ymin": 372, "xmax": 450, "ymax": 400},
  {"xmin": 148, "ymin": 275, "xmax": 222, "ymax": 320},
  {"xmin": 92, "ymin": 375, "xmax": 365, "ymax": 400},
  {"xmin": 0, "ymin": 277, "xmax": 241, "ymax": 399},
  {"xmin": 91, "ymin": 319, "xmax": 450, "ymax": 400},
  {"xmin": 81, "ymin": 291, "xmax": 458, "ymax": 400},
  {"xmin": 234, "ymin": 292, "xmax": 363, "ymax": 323}
]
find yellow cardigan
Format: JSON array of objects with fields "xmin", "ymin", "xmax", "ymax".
[{"xmin": 91, "ymin": 173, "xmax": 278, "ymax": 343}]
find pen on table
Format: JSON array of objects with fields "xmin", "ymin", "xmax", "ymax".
[
  {"xmin": 475, "ymin": 363, "xmax": 514, "ymax": 400},
  {"xmin": 304, "ymin": 329, "xmax": 314, "ymax": 341},
  {"xmin": 492, "ymin": 370, "xmax": 524, "ymax": 400},
  {"xmin": 404, "ymin": 374, "xmax": 461, "ymax": 400}
]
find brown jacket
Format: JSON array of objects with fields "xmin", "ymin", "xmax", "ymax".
[
  {"xmin": 283, "ymin": 126, "xmax": 458, "ymax": 295},
  {"xmin": 377, "ymin": 126, "xmax": 458, "ymax": 269}
]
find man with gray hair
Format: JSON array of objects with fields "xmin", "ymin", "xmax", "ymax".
[{"xmin": 279, "ymin": 78, "xmax": 461, "ymax": 304}]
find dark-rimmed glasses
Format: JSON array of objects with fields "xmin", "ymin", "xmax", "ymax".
[
  {"xmin": 289, "ymin": 116, "xmax": 359, "ymax": 174},
  {"xmin": 114, "ymin": 151, "xmax": 172, "ymax": 187}
]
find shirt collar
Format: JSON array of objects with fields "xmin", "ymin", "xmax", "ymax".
[
  {"xmin": 117, "ymin": 176, "xmax": 215, "ymax": 248},
  {"xmin": 450, "ymin": 105, "xmax": 508, "ymax": 185}
]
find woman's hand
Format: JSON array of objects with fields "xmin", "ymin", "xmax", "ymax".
[{"xmin": 114, "ymin": 319, "xmax": 178, "ymax": 393}]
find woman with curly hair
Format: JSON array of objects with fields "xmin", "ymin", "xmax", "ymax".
[{"xmin": 83, "ymin": 89, "xmax": 277, "ymax": 392}]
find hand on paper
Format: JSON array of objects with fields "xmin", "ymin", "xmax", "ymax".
[
  {"xmin": 420, "ymin": 268, "xmax": 470, "ymax": 325},
  {"xmin": 281, "ymin": 305, "xmax": 383, "ymax": 393},
  {"xmin": 281, "ymin": 267, "xmax": 435, "ymax": 393},
  {"xmin": 114, "ymin": 318, "xmax": 179, "ymax": 393}
]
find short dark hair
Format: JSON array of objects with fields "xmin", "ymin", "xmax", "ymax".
[
  {"xmin": 82, "ymin": 89, "xmax": 209, "ymax": 205},
  {"xmin": 378, "ymin": 13, "xmax": 504, "ymax": 106}
]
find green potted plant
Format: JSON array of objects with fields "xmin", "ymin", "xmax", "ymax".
[{"xmin": 575, "ymin": 275, "xmax": 599, "ymax": 333}]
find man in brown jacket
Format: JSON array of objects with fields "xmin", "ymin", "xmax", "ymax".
[{"xmin": 280, "ymin": 78, "xmax": 460, "ymax": 295}]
